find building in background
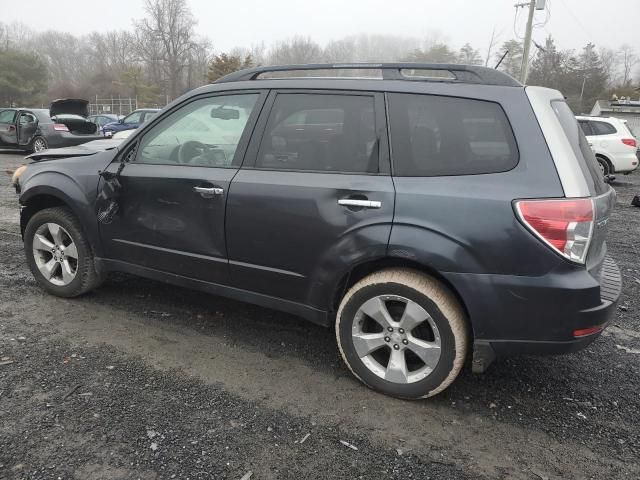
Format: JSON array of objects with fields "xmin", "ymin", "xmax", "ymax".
[{"xmin": 591, "ymin": 96, "xmax": 640, "ymax": 137}]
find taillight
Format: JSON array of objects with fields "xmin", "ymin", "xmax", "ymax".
[
  {"xmin": 514, "ymin": 198, "xmax": 594, "ymax": 264},
  {"xmin": 622, "ymin": 138, "xmax": 637, "ymax": 148},
  {"xmin": 53, "ymin": 123, "xmax": 69, "ymax": 132}
]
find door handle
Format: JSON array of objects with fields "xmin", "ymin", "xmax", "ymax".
[
  {"xmin": 338, "ymin": 199, "xmax": 382, "ymax": 209},
  {"xmin": 194, "ymin": 186, "xmax": 224, "ymax": 198}
]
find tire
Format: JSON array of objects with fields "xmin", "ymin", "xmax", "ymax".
[
  {"xmin": 24, "ymin": 207, "xmax": 102, "ymax": 297},
  {"xmin": 596, "ymin": 156, "xmax": 611, "ymax": 177},
  {"xmin": 30, "ymin": 136, "xmax": 48, "ymax": 153},
  {"xmin": 336, "ymin": 268, "xmax": 469, "ymax": 399}
]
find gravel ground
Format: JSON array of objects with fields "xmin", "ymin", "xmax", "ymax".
[{"xmin": 0, "ymin": 150, "xmax": 639, "ymax": 480}]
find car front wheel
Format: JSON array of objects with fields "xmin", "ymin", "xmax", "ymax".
[
  {"xmin": 336, "ymin": 268, "xmax": 469, "ymax": 399},
  {"xmin": 24, "ymin": 207, "xmax": 102, "ymax": 297}
]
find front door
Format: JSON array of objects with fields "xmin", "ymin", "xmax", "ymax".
[
  {"xmin": 226, "ymin": 91, "xmax": 394, "ymax": 308},
  {"xmin": 99, "ymin": 91, "xmax": 265, "ymax": 284}
]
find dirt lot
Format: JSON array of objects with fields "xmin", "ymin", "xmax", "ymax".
[{"xmin": 0, "ymin": 149, "xmax": 639, "ymax": 480}]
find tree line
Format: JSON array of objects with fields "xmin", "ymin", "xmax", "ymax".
[{"xmin": 0, "ymin": 0, "xmax": 638, "ymax": 113}]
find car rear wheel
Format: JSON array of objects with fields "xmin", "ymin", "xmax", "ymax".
[
  {"xmin": 31, "ymin": 136, "xmax": 48, "ymax": 153},
  {"xmin": 596, "ymin": 156, "xmax": 611, "ymax": 177},
  {"xmin": 24, "ymin": 207, "xmax": 102, "ymax": 297},
  {"xmin": 336, "ymin": 268, "xmax": 469, "ymax": 399}
]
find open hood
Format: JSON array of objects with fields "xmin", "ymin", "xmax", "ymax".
[{"xmin": 50, "ymin": 98, "xmax": 90, "ymax": 118}]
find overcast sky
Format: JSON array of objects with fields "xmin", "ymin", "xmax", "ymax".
[{"xmin": 1, "ymin": 0, "xmax": 638, "ymax": 54}]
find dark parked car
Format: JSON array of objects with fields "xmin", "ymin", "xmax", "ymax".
[
  {"xmin": 0, "ymin": 99, "xmax": 102, "ymax": 152},
  {"xmin": 14, "ymin": 63, "xmax": 621, "ymax": 399},
  {"xmin": 102, "ymin": 108, "xmax": 160, "ymax": 137}
]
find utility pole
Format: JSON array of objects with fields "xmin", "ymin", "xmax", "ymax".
[{"xmin": 519, "ymin": 0, "xmax": 536, "ymax": 84}]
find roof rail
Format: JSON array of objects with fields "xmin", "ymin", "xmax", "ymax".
[{"xmin": 214, "ymin": 63, "xmax": 522, "ymax": 87}]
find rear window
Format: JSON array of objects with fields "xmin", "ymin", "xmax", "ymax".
[
  {"xmin": 551, "ymin": 100, "xmax": 607, "ymax": 195},
  {"xmin": 388, "ymin": 93, "xmax": 518, "ymax": 176}
]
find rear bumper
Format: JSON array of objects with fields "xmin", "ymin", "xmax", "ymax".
[
  {"xmin": 445, "ymin": 256, "xmax": 622, "ymax": 366},
  {"xmin": 47, "ymin": 132, "xmax": 104, "ymax": 148},
  {"xmin": 611, "ymin": 151, "xmax": 639, "ymax": 173}
]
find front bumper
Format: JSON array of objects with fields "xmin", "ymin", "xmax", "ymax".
[{"xmin": 445, "ymin": 256, "xmax": 622, "ymax": 370}]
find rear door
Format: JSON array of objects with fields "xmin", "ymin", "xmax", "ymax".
[
  {"xmin": 226, "ymin": 90, "xmax": 394, "ymax": 308},
  {"xmin": 0, "ymin": 109, "xmax": 18, "ymax": 146},
  {"xmin": 17, "ymin": 111, "xmax": 38, "ymax": 146},
  {"xmin": 99, "ymin": 91, "xmax": 266, "ymax": 284}
]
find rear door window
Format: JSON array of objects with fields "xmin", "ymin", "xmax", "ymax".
[
  {"xmin": 255, "ymin": 93, "xmax": 379, "ymax": 173},
  {"xmin": 387, "ymin": 93, "xmax": 518, "ymax": 176},
  {"xmin": 551, "ymin": 100, "xmax": 607, "ymax": 195}
]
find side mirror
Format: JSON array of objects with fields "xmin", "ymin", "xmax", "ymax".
[{"xmin": 211, "ymin": 107, "xmax": 240, "ymax": 120}]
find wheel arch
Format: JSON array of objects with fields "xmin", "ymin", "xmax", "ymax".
[
  {"xmin": 595, "ymin": 153, "xmax": 614, "ymax": 174},
  {"xmin": 19, "ymin": 180, "xmax": 103, "ymax": 257},
  {"xmin": 330, "ymin": 257, "xmax": 473, "ymax": 336}
]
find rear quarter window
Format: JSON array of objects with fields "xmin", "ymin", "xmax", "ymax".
[
  {"xmin": 551, "ymin": 100, "xmax": 607, "ymax": 195},
  {"xmin": 388, "ymin": 93, "xmax": 518, "ymax": 176},
  {"xmin": 590, "ymin": 121, "xmax": 617, "ymax": 135}
]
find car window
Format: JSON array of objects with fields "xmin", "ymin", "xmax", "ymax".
[
  {"xmin": 137, "ymin": 94, "xmax": 259, "ymax": 168},
  {"xmin": 19, "ymin": 112, "xmax": 37, "ymax": 125},
  {"xmin": 552, "ymin": 100, "xmax": 607, "ymax": 195},
  {"xmin": 578, "ymin": 120, "xmax": 594, "ymax": 136},
  {"xmin": 255, "ymin": 93, "xmax": 378, "ymax": 173},
  {"xmin": 142, "ymin": 111, "xmax": 158, "ymax": 122},
  {"xmin": 0, "ymin": 110, "xmax": 16, "ymax": 123},
  {"xmin": 388, "ymin": 93, "xmax": 518, "ymax": 176},
  {"xmin": 589, "ymin": 121, "xmax": 617, "ymax": 135},
  {"xmin": 124, "ymin": 111, "xmax": 144, "ymax": 123}
]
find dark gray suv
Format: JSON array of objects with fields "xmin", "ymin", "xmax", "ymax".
[{"xmin": 14, "ymin": 64, "xmax": 621, "ymax": 399}]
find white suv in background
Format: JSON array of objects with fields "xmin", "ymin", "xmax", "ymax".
[{"xmin": 577, "ymin": 116, "xmax": 639, "ymax": 176}]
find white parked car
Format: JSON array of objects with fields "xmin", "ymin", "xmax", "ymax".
[{"xmin": 577, "ymin": 116, "xmax": 639, "ymax": 176}]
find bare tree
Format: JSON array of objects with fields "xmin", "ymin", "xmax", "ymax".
[
  {"xmin": 136, "ymin": 0, "xmax": 198, "ymax": 100},
  {"xmin": 484, "ymin": 27, "xmax": 499, "ymax": 67},
  {"xmin": 268, "ymin": 36, "xmax": 322, "ymax": 65},
  {"xmin": 619, "ymin": 44, "xmax": 637, "ymax": 87},
  {"xmin": 598, "ymin": 47, "xmax": 619, "ymax": 87}
]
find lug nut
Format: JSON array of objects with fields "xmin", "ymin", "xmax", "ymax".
[
  {"xmin": 384, "ymin": 336, "xmax": 390, "ymax": 342},
  {"xmin": 393, "ymin": 344, "xmax": 400, "ymax": 350},
  {"xmin": 402, "ymin": 339, "xmax": 409, "ymax": 345},
  {"xmin": 399, "ymin": 328, "xmax": 405, "ymax": 334},
  {"xmin": 387, "ymin": 327, "xmax": 393, "ymax": 332}
]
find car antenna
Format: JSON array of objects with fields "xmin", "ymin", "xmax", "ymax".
[{"xmin": 495, "ymin": 50, "xmax": 509, "ymax": 70}]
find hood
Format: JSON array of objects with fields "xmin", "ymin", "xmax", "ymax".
[
  {"xmin": 26, "ymin": 138, "xmax": 122, "ymax": 162},
  {"xmin": 49, "ymin": 98, "xmax": 90, "ymax": 118}
]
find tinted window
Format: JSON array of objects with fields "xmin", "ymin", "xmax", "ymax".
[
  {"xmin": 0, "ymin": 110, "xmax": 16, "ymax": 123},
  {"xmin": 551, "ymin": 100, "xmax": 607, "ymax": 195},
  {"xmin": 590, "ymin": 121, "xmax": 617, "ymax": 135},
  {"xmin": 137, "ymin": 94, "xmax": 259, "ymax": 168},
  {"xmin": 19, "ymin": 112, "xmax": 37, "ymax": 124},
  {"xmin": 388, "ymin": 93, "xmax": 518, "ymax": 176},
  {"xmin": 578, "ymin": 120, "xmax": 593, "ymax": 136},
  {"xmin": 256, "ymin": 94, "xmax": 378, "ymax": 173}
]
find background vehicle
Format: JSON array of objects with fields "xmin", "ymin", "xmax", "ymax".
[
  {"xmin": 87, "ymin": 114, "xmax": 121, "ymax": 134},
  {"xmin": 0, "ymin": 99, "xmax": 103, "ymax": 153},
  {"xmin": 102, "ymin": 108, "xmax": 160, "ymax": 137},
  {"xmin": 577, "ymin": 115, "xmax": 639, "ymax": 176},
  {"xmin": 15, "ymin": 63, "xmax": 621, "ymax": 399}
]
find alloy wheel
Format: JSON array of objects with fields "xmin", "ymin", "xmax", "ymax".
[
  {"xmin": 351, "ymin": 295, "xmax": 442, "ymax": 384},
  {"xmin": 33, "ymin": 138, "xmax": 47, "ymax": 152},
  {"xmin": 32, "ymin": 222, "xmax": 78, "ymax": 286}
]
